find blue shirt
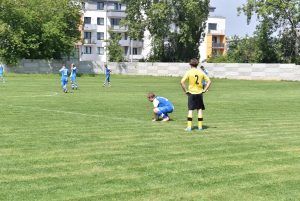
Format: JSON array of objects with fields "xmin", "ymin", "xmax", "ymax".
[
  {"xmin": 105, "ymin": 67, "xmax": 110, "ymax": 76},
  {"xmin": 0, "ymin": 65, "xmax": 3, "ymax": 75},
  {"xmin": 71, "ymin": 67, "xmax": 77, "ymax": 78},
  {"xmin": 153, "ymin": 96, "xmax": 173, "ymax": 108},
  {"xmin": 59, "ymin": 67, "xmax": 68, "ymax": 80}
]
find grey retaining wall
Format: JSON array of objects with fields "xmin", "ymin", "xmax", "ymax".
[{"xmin": 6, "ymin": 59, "xmax": 300, "ymax": 81}]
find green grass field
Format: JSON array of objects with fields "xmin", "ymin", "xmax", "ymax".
[{"xmin": 0, "ymin": 74, "xmax": 300, "ymax": 201}]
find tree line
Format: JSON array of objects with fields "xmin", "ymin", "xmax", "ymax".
[
  {"xmin": 209, "ymin": 0, "xmax": 300, "ymax": 64},
  {"xmin": 0, "ymin": 0, "xmax": 81, "ymax": 65},
  {"xmin": 0, "ymin": 0, "xmax": 299, "ymax": 64}
]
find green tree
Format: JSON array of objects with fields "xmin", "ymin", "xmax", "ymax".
[
  {"xmin": 0, "ymin": 0, "xmax": 81, "ymax": 65},
  {"xmin": 105, "ymin": 30, "xmax": 124, "ymax": 62},
  {"xmin": 254, "ymin": 19, "xmax": 280, "ymax": 63},
  {"xmin": 238, "ymin": 0, "xmax": 300, "ymax": 63},
  {"xmin": 121, "ymin": 0, "xmax": 209, "ymax": 62}
]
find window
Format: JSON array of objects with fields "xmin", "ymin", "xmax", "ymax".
[
  {"xmin": 124, "ymin": 33, "xmax": 128, "ymax": 40},
  {"xmin": 97, "ymin": 17, "xmax": 104, "ymax": 25},
  {"xmin": 111, "ymin": 18, "xmax": 120, "ymax": 26},
  {"xmin": 97, "ymin": 32, "xmax": 104, "ymax": 40},
  {"xmin": 84, "ymin": 17, "xmax": 91, "ymax": 24},
  {"xmin": 97, "ymin": 47, "xmax": 105, "ymax": 55},
  {"xmin": 124, "ymin": 46, "xmax": 128, "ymax": 55},
  {"xmin": 208, "ymin": 23, "xmax": 217, "ymax": 31},
  {"xmin": 212, "ymin": 36, "xmax": 217, "ymax": 43},
  {"xmin": 84, "ymin": 46, "xmax": 92, "ymax": 54},
  {"xmin": 133, "ymin": 48, "xmax": 138, "ymax": 55},
  {"xmin": 84, "ymin": 32, "xmax": 92, "ymax": 39},
  {"xmin": 114, "ymin": 3, "xmax": 122, "ymax": 11},
  {"xmin": 97, "ymin": 2, "xmax": 104, "ymax": 10}
]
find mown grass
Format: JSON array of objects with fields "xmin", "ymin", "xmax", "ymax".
[{"xmin": 0, "ymin": 73, "xmax": 300, "ymax": 201}]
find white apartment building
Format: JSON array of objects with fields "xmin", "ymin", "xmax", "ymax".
[
  {"xmin": 79, "ymin": 0, "xmax": 144, "ymax": 62},
  {"xmin": 199, "ymin": 7, "xmax": 226, "ymax": 62},
  {"xmin": 79, "ymin": 2, "xmax": 226, "ymax": 62}
]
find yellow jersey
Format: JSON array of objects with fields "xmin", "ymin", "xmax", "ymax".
[{"xmin": 181, "ymin": 68, "xmax": 210, "ymax": 94}]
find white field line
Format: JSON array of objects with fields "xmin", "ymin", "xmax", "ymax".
[
  {"xmin": 4, "ymin": 104, "xmax": 150, "ymax": 124},
  {"xmin": 6, "ymin": 92, "xmax": 59, "ymax": 98}
]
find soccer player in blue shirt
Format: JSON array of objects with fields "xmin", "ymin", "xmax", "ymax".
[
  {"xmin": 200, "ymin": 65, "xmax": 209, "ymax": 89},
  {"xmin": 70, "ymin": 63, "xmax": 78, "ymax": 90},
  {"xmin": 103, "ymin": 63, "xmax": 111, "ymax": 87},
  {"xmin": 0, "ymin": 63, "xmax": 5, "ymax": 83},
  {"xmin": 59, "ymin": 64, "xmax": 68, "ymax": 93},
  {"xmin": 147, "ymin": 92, "xmax": 174, "ymax": 122}
]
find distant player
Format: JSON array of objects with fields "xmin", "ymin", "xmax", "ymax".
[
  {"xmin": 200, "ymin": 65, "xmax": 209, "ymax": 89},
  {"xmin": 59, "ymin": 64, "xmax": 68, "ymax": 93},
  {"xmin": 70, "ymin": 63, "xmax": 78, "ymax": 90},
  {"xmin": 180, "ymin": 59, "xmax": 211, "ymax": 131},
  {"xmin": 0, "ymin": 63, "xmax": 5, "ymax": 83},
  {"xmin": 147, "ymin": 92, "xmax": 174, "ymax": 122},
  {"xmin": 103, "ymin": 63, "xmax": 111, "ymax": 87}
]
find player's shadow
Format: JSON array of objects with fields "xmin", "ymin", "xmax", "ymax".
[
  {"xmin": 191, "ymin": 125, "xmax": 213, "ymax": 130},
  {"xmin": 154, "ymin": 118, "xmax": 174, "ymax": 122}
]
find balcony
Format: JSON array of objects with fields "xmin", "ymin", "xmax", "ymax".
[
  {"xmin": 119, "ymin": 40, "xmax": 143, "ymax": 47},
  {"xmin": 212, "ymin": 43, "xmax": 225, "ymax": 49},
  {"xmin": 110, "ymin": 25, "xmax": 127, "ymax": 32},
  {"xmin": 208, "ymin": 29, "xmax": 225, "ymax": 35},
  {"xmin": 107, "ymin": 11, "xmax": 127, "ymax": 18},
  {"xmin": 119, "ymin": 39, "xmax": 130, "ymax": 46},
  {"xmin": 83, "ymin": 24, "xmax": 97, "ymax": 31},
  {"xmin": 83, "ymin": 39, "xmax": 97, "ymax": 45},
  {"xmin": 131, "ymin": 41, "xmax": 143, "ymax": 47}
]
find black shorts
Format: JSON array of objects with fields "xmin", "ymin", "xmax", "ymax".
[{"xmin": 188, "ymin": 93, "xmax": 205, "ymax": 110}]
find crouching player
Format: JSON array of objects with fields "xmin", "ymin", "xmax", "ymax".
[
  {"xmin": 70, "ymin": 63, "xmax": 78, "ymax": 90},
  {"xmin": 147, "ymin": 92, "xmax": 174, "ymax": 122},
  {"xmin": 59, "ymin": 64, "xmax": 68, "ymax": 93}
]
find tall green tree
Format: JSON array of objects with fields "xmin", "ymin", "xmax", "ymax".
[
  {"xmin": 121, "ymin": 0, "xmax": 209, "ymax": 62},
  {"xmin": 106, "ymin": 31, "xmax": 124, "ymax": 62},
  {"xmin": 254, "ymin": 18, "xmax": 280, "ymax": 63},
  {"xmin": 0, "ymin": 0, "xmax": 81, "ymax": 65},
  {"xmin": 238, "ymin": 0, "xmax": 300, "ymax": 63}
]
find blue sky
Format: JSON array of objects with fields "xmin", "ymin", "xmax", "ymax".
[{"xmin": 210, "ymin": 0, "xmax": 258, "ymax": 36}]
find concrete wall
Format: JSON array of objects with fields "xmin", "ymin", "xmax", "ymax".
[{"xmin": 6, "ymin": 59, "xmax": 300, "ymax": 81}]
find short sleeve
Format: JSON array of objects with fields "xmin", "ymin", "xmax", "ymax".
[
  {"xmin": 181, "ymin": 71, "xmax": 189, "ymax": 83},
  {"xmin": 153, "ymin": 98, "xmax": 159, "ymax": 108}
]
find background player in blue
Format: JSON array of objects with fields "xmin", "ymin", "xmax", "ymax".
[
  {"xmin": 0, "ymin": 63, "xmax": 5, "ymax": 83},
  {"xmin": 147, "ymin": 92, "xmax": 174, "ymax": 122},
  {"xmin": 59, "ymin": 64, "xmax": 68, "ymax": 93},
  {"xmin": 200, "ymin": 66, "xmax": 209, "ymax": 89},
  {"xmin": 70, "ymin": 63, "xmax": 78, "ymax": 90},
  {"xmin": 103, "ymin": 63, "xmax": 111, "ymax": 87}
]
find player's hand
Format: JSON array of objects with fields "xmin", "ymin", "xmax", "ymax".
[{"xmin": 185, "ymin": 91, "xmax": 191, "ymax": 95}]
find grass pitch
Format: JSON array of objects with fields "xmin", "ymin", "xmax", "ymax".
[{"xmin": 0, "ymin": 74, "xmax": 300, "ymax": 201}]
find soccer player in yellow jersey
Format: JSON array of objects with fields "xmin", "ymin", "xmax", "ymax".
[{"xmin": 180, "ymin": 59, "xmax": 211, "ymax": 131}]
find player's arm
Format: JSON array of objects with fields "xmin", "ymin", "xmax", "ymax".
[
  {"xmin": 203, "ymin": 75, "xmax": 212, "ymax": 93},
  {"xmin": 180, "ymin": 73, "xmax": 189, "ymax": 95}
]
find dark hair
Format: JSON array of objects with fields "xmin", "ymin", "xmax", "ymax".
[
  {"xmin": 189, "ymin": 58, "xmax": 199, "ymax": 67},
  {"xmin": 147, "ymin": 92, "xmax": 155, "ymax": 99}
]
